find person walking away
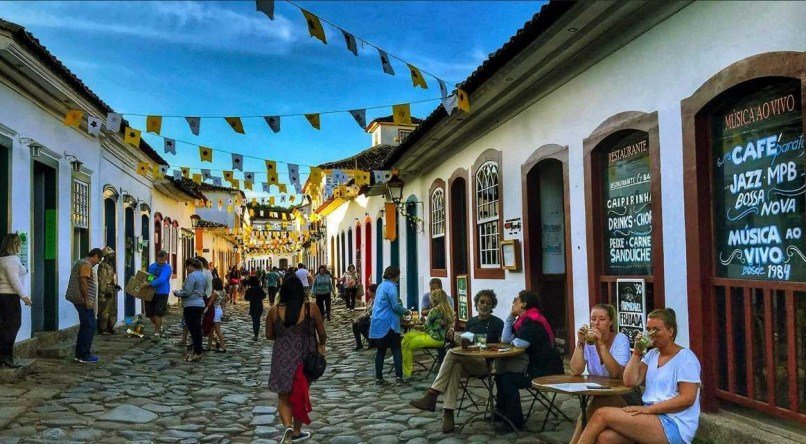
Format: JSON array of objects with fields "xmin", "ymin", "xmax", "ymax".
[
  {"xmin": 146, "ymin": 250, "xmax": 172, "ymax": 341},
  {"xmin": 205, "ymin": 277, "xmax": 227, "ymax": 352},
  {"xmin": 577, "ymin": 308, "xmax": 701, "ymax": 444},
  {"xmin": 173, "ymin": 258, "xmax": 206, "ymax": 361},
  {"xmin": 312, "ymin": 266, "xmax": 334, "ymax": 321},
  {"xmin": 409, "ymin": 289, "xmax": 504, "ymax": 432},
  {"xmin": 295, "ymin": 263, "xmax": 312, "ymax": 296},
  {"xmin": 244, "ymin": 276, "xmax": 266, "ymax": 341},
  {"xmin": 96, "ymin": 247, "xmax": 120, "ymax": 335},
  {"xmin": 569, "ymin": 303, "xmax": 634, "ymax": 443},
  {"xmin": 197, "ymin": 256, "xmax": 215, "ymax": 342},
  {"xmin": 0, "ymin": 234, "xmax": 32, "ymax": 368},
  {"xmin": 227, "ymin": 266, "xmax": 241, "ymax": 304},
  {"xmin": 368, "ymin": 266, "xmax": 409, "ymax": 386},
  {"xmin": 266, "ymin": 267, "xmax": 281, "ymax": 306},
  {"xmin": 352, "ymin": 284, "xmax": 377, "ymax": 350},
  {"xmin": 65, "ymin": 248, "xmax": 103, "ymax": 363},
  {"xmin": 401, "ymin": 289, "xmax": 453, "ymax": 377},
  {"xmin": 266, "ymin": 271, "xmax": 327, "ymax": 443},
  {"xmin": 340, "ymin": 265, "xmax": 360, "ymax": 310},
  {"xmin": 496, "ymin": 290, "xmax": 563, "ymax": 430}
]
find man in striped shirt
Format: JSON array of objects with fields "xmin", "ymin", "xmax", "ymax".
[{"xmin": 65, "ymin": 248, "xmax": 103, "ymax": 363}]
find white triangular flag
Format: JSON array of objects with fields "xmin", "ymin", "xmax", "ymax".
[
  {"xmin": 164, "ymin": 138, "xmax": 176, "ymax": 155},
  {"xmin": 256, "ymin": 0, "xmax": 274, "ymax": 20},
  {"xmin": 201, "ymin": 169, "xmax": 212, "ymax": 181},
  {"xmin": 213, "ymin": 177, "xmax": 223, "ymax": 186},
  {"xmin": 244, "ymin": 171, "xmax": 255, "ymax": 182},
  {"xmin": 264, "ymin": 116, "xmax": 281, "ymax": 133},
  {"xmin": 185, "ymin": 117, "xmax": 200, "ymax": 136},
  {"xmin": 232, "ymin": 153, "xmax": 244, "ymax": 171},
  {"xmin": 341, "ymin": 29, "xmax": 358, "ymax": 56},
  {"xmin": 262, "ymin": 182, "xmax": 270, "ymax": 193},
  {"xmin": 373, "ymin": 170, "xmax": 391, "ymax": 184},
  {"xmin": 378, "ymin": 49, "xmax": 394, "ymax": 75},
  {"xmin": 172, "ymin": 170, "xmax": 182, "ymax": 180},
  {"xmin": 438, "ymin": 79, "xmax": 448, "ymax": 100},
  {"xmin": 348, "ymin": 109, "xmax": 366, "ymax": 129},
  {"xmin": 106, "ymin": 113, "xmax": 122, "ymax": 132},
  {"xmin": 442, "ymin": 92, "xmax": 458, "ymax": 114},
  {"xmin": 87, "ymin": 115, "xmax": 102, "ymax": 135}
]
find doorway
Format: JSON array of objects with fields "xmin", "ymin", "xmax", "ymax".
[
  {"xmin": 376, "ymin": 217, "xmax": 383, "ymax": 285},
  {"xmin": 0, "ymin": 135, "xmax": 10, "ymax": 236},
  {"xmin": 124, "ymin": 206, "xmax": 135, "ymax": 318},
  {"xmin": 524, "ymin": 156, "xmax": 572, "ymax": 347},
  {"xmin": 364, "ymin": 221, "xmax": 372, "ymax": 287},
  {"xmin": 31, "ymin": 161, "xmax": 58, "ymax": 332},
  {"xmin": 405, "ymin": 196, "xmax": 418, "ymax": 308},
  {"xmin": 449, "ymin": 172, "xmax": 470, "ymax": 319}
]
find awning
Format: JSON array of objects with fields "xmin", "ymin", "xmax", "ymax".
[{"xmin": 315, "ymin": 197, "xmax": 346, "ymax": 217}]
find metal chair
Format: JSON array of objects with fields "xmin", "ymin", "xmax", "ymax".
[
  {"xmin": 457, "ymin": 373, "xmax": 494, "ymax": 415},
  {"xmin": 523, "ymin": 387, "xmax": 574, "ymax": 431}
]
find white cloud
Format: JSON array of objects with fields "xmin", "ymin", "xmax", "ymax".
[{"xmin": 1, "ymin": 1, "xmax": 306, "ymax": 55}]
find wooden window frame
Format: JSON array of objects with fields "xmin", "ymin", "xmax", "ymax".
[
  {"xmin": 471, "ymin": 149, "xmax": 505, "ymax": 279},
  {"xmin": 583, "ymin": 111, "xmax": 665, "ymax": 310},
  {"xmin": 429, "ymin": 178, "xmax": 447, "ymax": 277}
]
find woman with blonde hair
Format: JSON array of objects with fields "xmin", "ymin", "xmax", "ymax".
[
  {"xmin": 401, "ymin": 289, "xmax": 454, "ymax": 377},
  {"xmin": 0, "ymin": 233, "xmax": 32, "ymax": 368}
]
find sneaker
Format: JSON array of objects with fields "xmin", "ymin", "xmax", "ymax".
[
  {"xmin": 375, "ymin": 379, "xmax": 386, "ymax": 387},
  {"xmin": 291, "ymin": 431, "xmax": 311, "ymax": 442},
  {"xmin": 76, "ymin": 355, "xmax": 99, "ymax": 363},
  {"xmin": 280, "ymin": 427, "xmax": 294, "ymax": 444},
  {"xmin": 395, "ymin": 377, "xmax": 406, "ymax": 386}
]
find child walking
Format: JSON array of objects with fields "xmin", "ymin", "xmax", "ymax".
[{"xmin": 206, "ymin": 278, "xmax": 227, "ymax": 352}]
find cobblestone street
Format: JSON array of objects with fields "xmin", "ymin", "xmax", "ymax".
[{"xmin": 0, "ymin": 301, "xmax": 577, "ymax": 443}]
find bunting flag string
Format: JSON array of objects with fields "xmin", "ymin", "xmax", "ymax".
[{"xmin": 274, "ymin": 0, "xmax": 455, "ymax": 95}]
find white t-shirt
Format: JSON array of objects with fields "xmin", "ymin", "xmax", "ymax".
[
  {"xmin": 642, "ymin": 348, "xmax": 701, "ymax": 444},
  {"xmin": 295, "ymin": 268, "xmax": 311, "ymax": 288},
  {"xmin": 583, "ymin": 332, "xmax": 631, "ymax": 377}
]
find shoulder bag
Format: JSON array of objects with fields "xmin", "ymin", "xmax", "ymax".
[{"xmin": 302, "ymin": 303, "xmax": 327, "ymax": 382}]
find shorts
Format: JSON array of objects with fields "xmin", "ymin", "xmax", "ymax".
[
  {"xmin": 145, "ymin": 294, "xmax": 169, "ymax": 317},
  {"xmin": 658, "ymin": 414, "xmax": 683, "ymax": 444},
  {"xmin": 213, "ymin": 306, "xmax": 223, "ymax": 323}
]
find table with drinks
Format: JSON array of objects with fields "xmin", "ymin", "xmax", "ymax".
[
  {"xmin": 531, "ymin": 374, "xmax": 635, "ymax": 428},
  {"xmin": 450, "ymin": 340, "xmax": 525, "ymax": 432}
]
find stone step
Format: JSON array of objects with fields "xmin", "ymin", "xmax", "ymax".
[
  {"xmin": 697, "ymin": 410, "xmax": 806, "ymax": 443},
  {"xmin": 0, "ymin": 359, "xmax": 37, "ymax": 383},
  {"xmin": 37, "ymin": 342, "xmax": 75, "ymax": 359}
]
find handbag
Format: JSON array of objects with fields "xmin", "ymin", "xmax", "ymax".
[{"xmin": 302, "ymin": 303, "xmax": 327, "ymax": 382}]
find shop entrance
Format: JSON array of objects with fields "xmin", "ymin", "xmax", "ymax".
[
  {"xmin": 0, "ymin": 135, "xmax": 10, "ymax": 236},
  {"xmin": 449, "ymin": 172, "xmax": 470, "ymax": 322},
  {"xmin": 124, "ymin": 206, "xmax": 135, "ymax": 318},
  {"xmin": 31, "ymin": 160, "xmax": 58, "ymax": 332},
  {"xmin": 523, "ymin": 156, "xmax": 572, "ymax": 347},
  {"xmin": 405, "ymin": 196, "xmax": 419, "ymax": 308}
]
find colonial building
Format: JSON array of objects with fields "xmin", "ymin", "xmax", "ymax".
[
  {"xmin": 315, "ymin": 1, "xmax": 806, "ymax": 426},
  {"xmin": 0, "ymin": 19, "xmax": 169, "ymax": 337}
]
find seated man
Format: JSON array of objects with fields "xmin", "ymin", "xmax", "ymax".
[
  {"xmin": 352, "ymin": 284, "xmax": 377, "ymax": 350},
  {"xmin": 420, "ymin": 278, "xmax": 455, "ymax": 317},
  {"xmin": 409, "ymin": 290, "xmax": 504, "ymax": 433}
]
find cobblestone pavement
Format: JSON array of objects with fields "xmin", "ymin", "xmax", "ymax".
[{"xmin": 0, "ymin": 300, "xmax": 577, "ymax": 443}]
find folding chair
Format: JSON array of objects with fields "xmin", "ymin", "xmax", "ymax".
[
  {"xmin": 523, "ymin": 387, "xmax": 574, "ymax": 431},
  {"xmin": 457, "ymin": 373, "xmax": 494, "ymax": 415}
]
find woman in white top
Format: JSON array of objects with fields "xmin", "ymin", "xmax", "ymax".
[
  {"xmin": 578, "ymin": 308, "xmax": 701, "ymax": 444},
  {"xmin": 0, "ymin": 234, "xmax": 32, "ymax": 368},
  {"xmin": 569, "ymin": 303, "xmax": 632, "ymax": 444}
]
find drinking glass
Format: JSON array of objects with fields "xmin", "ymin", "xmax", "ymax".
[{"xmin": 475, "ymin": 333, "xmax": 487, "ymax": 347}]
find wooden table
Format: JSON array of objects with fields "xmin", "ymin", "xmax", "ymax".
[
  {"xmin": 531, "ymin": 374, "xmax": 634, "ymax": 428},
  {"xmin": 450, "ymin": 343, "xmax": 526, "ymax": 432}
]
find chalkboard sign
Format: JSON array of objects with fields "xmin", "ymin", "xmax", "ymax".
[
  {"xmin": 602, "ymin": 131, "xmax": 653, "ymax": 275},
  {"xmin": 616, "ymin": 278, "xmax": 646, "ymax": 347},
  {"xmin": 456, "ymin": 274, "xmax": 469, "ymax": 322},
  {"xmin": 713, "ymin": 79, "xmax": 805, "ymax": 282}
]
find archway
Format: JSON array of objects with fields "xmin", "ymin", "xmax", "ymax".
[
  {"xmin": 405, "ymin": 195, "xmax": 419, "ymax": 308},
  {"xmin": 364, "ymin": 220, "xmax": 372, "ymax": 287},
  {"xmin": 376, "ymin": 217, "xmax": 384, "ymax": 285},
  {"xmin": 124, "ymin": 203, "xmax": 136, "ymax": 318},
  {"xmin": 355, "ymin": 224, "xmax": 363, "ymax": 300},
  {"xmin": 522, "ymin": 147, "xmax": 574, "ymax": 349}
]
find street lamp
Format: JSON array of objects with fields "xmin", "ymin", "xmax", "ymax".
[
  {"xmin": 386, "ymin": 173, "xmax": 404, "ymax": 204},
  {"xmin": 63, "ymin": 152, "xmax": 83, "ymax": 172},
  {"xmin": 190, "ymin": 214, "xmax": 201, "ymax": 229}
]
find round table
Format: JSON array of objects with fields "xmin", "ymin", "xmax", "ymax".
[
  {"xmin": 531, "ymin": 374, "xmax": 635, "ymax": 428},
  {"xmin": 449, "ymin": 344, "xmax": 526, "ymax": 432}
]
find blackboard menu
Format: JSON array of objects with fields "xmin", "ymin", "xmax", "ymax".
[
  {"xmin": 602, "ymin": 131, "xmax": 652, "ymax": 275},
  {"xmin": 616, "ymin": 279, "xmax": 646, "ymax": 347},
  {"xmin": 713, "ymin": 79, "xmax": 805, "ymax": 282}
]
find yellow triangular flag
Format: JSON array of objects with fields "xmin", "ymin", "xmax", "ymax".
[
  {"xmin": 245, "ymin": 181, "xmax": 253, "ymax": 190},
  {"xmin": 305, "ymin": 113, "xmax": 320, "ymax": 130},
  {"xmin": 407, "ymin": 64, "xmax": 428, "ymax": 89},
  {"xmin": 181, "ymin": 167, "xmax": 190, "ymax": 178},
  {"xmin": 278, "ymin": 184, "xmax": 287, "ymax": 193},
  {"xmin": 199, "ymin": 146, "xmax": 213, "ymax": 162},
  {"xmin": 192, "ymin": 173, "xmax": 202, "ymax": 184},
  {"xmin": 269, "ymin": 196, "xmax": 276, "ymax": 205},
  {"xmin": 146, "ymin": 115, "xmax": 162, "ymax": 134},
  {"xmin": 124, "ymin": 127, "xmax": 142, "ymax": 147},
  {"xmin": 301, "ymin": 9, "xmax": 327, "ymax": 44},
  {"xmin": 151, "ymin": 164, "xmax": 162, "ymax": 177},
  {"xmin": 231, "ymin": 178, "xmax": 240, "ymax": 189},
  {"xmin": 392, "ymin": 103, "xmax": 412, "ymax": 125},
  {"xmin": 457, "ymin": 88, "xmax": 470, "ymax": 112},
  {"xmin": 265, "ymin": 160, "xmax": 278, "ymax": 184},
  {"xmin": 354, "ymin": 170, "xmax": 370, "ymax": 186},
  {"xmin": 223, "ymin": 170, "xmax": 234, "ymax": 182},
  {"xmin": 137, "ymin": 162, "xmax": 149, "ymax": 178},
  {"xmin": 225, "ymin": 117, "xmax": 245, "ymax": 134},
  {"xmin": 227, "ymin": 205, "xmax": 233, "ymax": 213},
  {"xmin": 63, "ymin": 109, "xmax": 83, "ymax": 128}
]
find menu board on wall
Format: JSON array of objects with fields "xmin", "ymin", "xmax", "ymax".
[
  {"xmin": 456, "ymin": 274, "xmax": 469, "ymax": 321},
  {"xmin": 616, "ymin": 278, "xmax": 646, "ymax": 347},
  {"xmin": 602, "ymin": 131, "xmax": 652, "ymax": 275},
  {"xmin": 713, "ymin": 79, "xmax": 805, "ymax": 282}
]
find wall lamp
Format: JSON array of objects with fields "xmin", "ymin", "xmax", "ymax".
[
  {"xmin": 18, "ymin": 137, "xmax": 42, "ymax": 157},
  {"xmin": 63, "ymin": 152, "xmax": 83, "ymax": 172}
]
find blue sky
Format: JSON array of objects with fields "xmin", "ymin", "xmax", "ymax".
[{"xmin": 2, "ymin": 1, "xmax": 542, "ymax": 198}]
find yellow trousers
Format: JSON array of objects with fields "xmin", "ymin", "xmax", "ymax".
[{"xmin": 401, "ymin": 331, "xmax": 442, "ymax": 377}]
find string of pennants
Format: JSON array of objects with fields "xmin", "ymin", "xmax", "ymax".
[{"xmin": 256, "ymin": 0, "xmax": 460, "ymax": 99}]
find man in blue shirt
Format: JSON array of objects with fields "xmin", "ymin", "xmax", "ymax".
[
  {"xmin": 147, "ymin": 250, "xmax": 173, "ymax": 340},
  {"xmin": 368, "ymin": 266, "xmax": 410, "ymax": 386},
  {"xmin": 420, "ymin": 278, "xmax": 454, "ymax": 317}
]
